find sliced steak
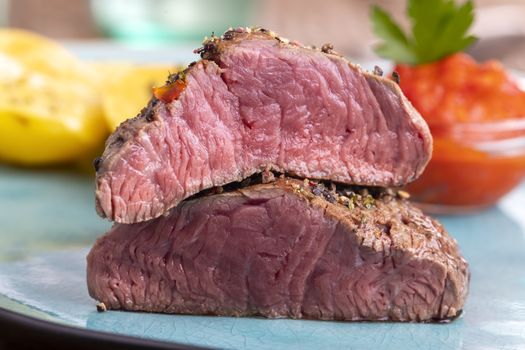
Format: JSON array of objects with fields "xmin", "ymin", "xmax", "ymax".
[
  {"xmin": 95, "ymin": 27, "xmax": 432, "ymax": 223},
  {"xmin": 87, "ymin": 177, "xmax": 468, "ymax": 322}
]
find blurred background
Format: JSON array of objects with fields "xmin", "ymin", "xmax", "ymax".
[{"xmin": 1, "ymin": 0, "xmax": 525, "ymax": 68}]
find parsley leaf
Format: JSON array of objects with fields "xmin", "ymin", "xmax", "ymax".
[
  {"xmin": 371, "ymin": 6, "xmax": 418, "ymax": 65},
  {"xmin": 371, "ymin": 0, "xmax": 477, "ymax": 65}
]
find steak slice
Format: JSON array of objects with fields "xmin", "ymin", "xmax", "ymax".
[
  {"xmin": 87, "ymin": 177, "xmax": 468, "ymax": 322},
  {"xmin": 95, "ymin": 27, "xmax": 432, "ymax": 224}
]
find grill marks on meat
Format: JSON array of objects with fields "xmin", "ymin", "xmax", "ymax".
[
  {"xmin": 87, "ymin": 178, "xmax": 468, "ymax": 322},
  {"xmin": 95, "ymin": 27, "xmax": 432, "ymax": 224}
]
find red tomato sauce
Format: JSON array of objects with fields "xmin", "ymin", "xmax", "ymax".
[{"xmin": 395, "ymin": 53, "xmax": 525, "ymax": 209}]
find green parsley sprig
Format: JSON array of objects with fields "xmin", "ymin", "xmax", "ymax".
[{"xmin": 371, "ymin": 0, "xmax": 477, "ymax": 65}]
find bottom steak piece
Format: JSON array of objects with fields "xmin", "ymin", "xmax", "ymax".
[{"xmin": 87, "ymin": 178, "xmax": 469, "ymax": 322}]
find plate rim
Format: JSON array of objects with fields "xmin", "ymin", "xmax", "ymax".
[{"xmin": 0, "ymin": 306, "xmax": 211, "ymax": 350}]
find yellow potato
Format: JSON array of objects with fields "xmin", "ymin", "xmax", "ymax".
[
  {"xmin": 96, "ymin": 64, "xmax": 180, "ymax": 130},
  {"xmin": 0, "ymin": 29, "xmax": 107, "ymax": 165},
  {"xmin": 0, "ymin": 76, "xmax": 105, "ymax": 165}
]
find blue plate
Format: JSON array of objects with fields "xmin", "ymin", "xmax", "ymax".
[{"xmin": 1, "ymin": 165, "xmax": 525, "ymax": 349}]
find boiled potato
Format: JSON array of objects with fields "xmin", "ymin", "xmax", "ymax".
[
  {"xmin": 0, "ymin": 75, "xmax": 105, "ymax": 165},
  {"xmin": 0, "ymin": 29, "xmax": 106, "ymax": 165}
]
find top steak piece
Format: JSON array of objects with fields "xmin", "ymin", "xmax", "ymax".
[
  {"xmin": 87, "ymin": 177, "xmax": 469, "ymax": 322},
  {"xmin": 95, "ymin": 27, "xmax": 432, "ymax": 223}
]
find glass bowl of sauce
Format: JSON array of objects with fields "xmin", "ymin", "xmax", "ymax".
[
  {"xmin": 396, "ymin": 53, "xmax": 525, "ymax": 213},
  {"xmin": 405, "ymin": 118, "xmax": 525, "ymax": 213}
]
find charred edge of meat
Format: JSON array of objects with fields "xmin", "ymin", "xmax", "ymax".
[
  {"xmin": 198, "ymin": 27, "xmax": 356, "ymax": 66},
  {"xmin": 190, "ymin": 171, "xmax": 270, "ymax": 198},
  {"xmin": 93, "ymin": 157, "xmax": 103, "ymax": 172},
  {"xmin": 431, "ymin": 309, "xmax": 464, "ymax": 324},
  {"xmin": 138, "ymin": 97, "xmax": 160, "ymax": 123},
  {"xmin": 373, "ymin": 65, "xmax": 384, "ymax": 77},
  {"xmin": 198, "ymin": 27, "xmax": 295, "ymax": 60},
  {"xmin": 321, "ymin": 43, "xmax": 334, "ymax": 54},
  {"xmin": 392, "ymin": 71, "xmax": 400, "ymax": 85},
  {"xmin": 195, "ymin": 37, "xmax": 220, "ymax": 60},
  {"xmin": 187, "ymin": 171, "xmax": 411, "ymax": 208},
  {"xmin": 143, "ymin": 101, "xmax": 156, "ymax": 122},
  {"xmin": 200, "ymin": 27, "xmax": 372, "ymax": 69},
  {"xmin": 101, "ymin": 95, "xmax": 161, "ymax": 156},
  {"xmin": 107, "ymin": 96, "xmax": 161, "ymax": 136},
  {"xmin": 96, "ymin": 302, "xmax": 107, "ymax": 312},
  {"xmin": 293, "ymin": 180, "xmax": 378, "ymax": 209},
  {"xmin": 280, "ymin": 310, "xmax": 464, "ymax": 324},
  {"xmin": 222, "ymin": 29, "xmax": 236, "ymax": 41},
  {"xmin": 109, "ymin": 135, "xmax": 125, "ymax": 148},
  {"xmin": 166, "ymin": 69, "xmax": 188, "ymax": 85}
]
